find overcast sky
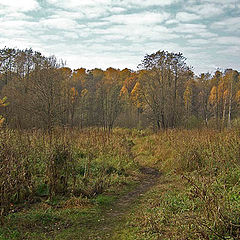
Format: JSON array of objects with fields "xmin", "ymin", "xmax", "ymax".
[{"xmin": 0, "ymin": 0, "xmax": 239, "ymax": 74}]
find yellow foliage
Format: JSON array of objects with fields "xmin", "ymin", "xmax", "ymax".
[
  {"xmin": 81, "ymin": 89, "xmax": 88, "ymax": 97},
  {"xmin": 60, "ymin": 67, "xmax": 72, "ymax": 78},
  {"xmin": 0, "ymin": 96, "xmax": 8, "ymax": 107},
  {"xmin": 209, "ymin": 86, "xmax": 217, "ymax": 104},
  {"xmin": 0, "ymin": 97, "xmax": 8, "ymax": 127},
  {"xmin": 70, "ymin": 87, "xmax": 78, "ymax": 97},
  {"xmin": 124, "ymin": 74, "xmax": 138, "ymax": 93},
  {"xmin": 218, "ymin": 82, "xmax": 226, "ymax": 98},
  {"xmin": 131, "ymin": 82, "xmax": 140, "ymax": 96},
  {"xmin": 73, "ymin": 68, "xmax": 87, "ymax": 86},
  {"xmin": 131, "ymin": 82, "xmax": 143, "ymax": 108},
  {"xmin": 183, "ymin": 85, "xmax": 192, "ymax": 110},
  {"xmin": 70, "ymin": 87, "xmax": 78, "ymax": 103},
  {"xmin": 0, "ymin": 116, "xmax": 4, "ymax": 127},
  {"xmin": 235, "ymin": 90, "xmax": 240, "ymax": 103},
  {"xmin": 223, "ymin": 90, "xmax": 229, "ymax": 100},
  {"xmin": 104, "ymin": 67, "xmax": 119, "ymax": 85},
  {"xmin": 120, "ymin": 85, "xmax": 128, "ymax": 96}
]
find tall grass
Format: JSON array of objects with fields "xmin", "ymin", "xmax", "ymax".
[
  {"xmin": 133, "ymin": 129, "xmax": 240, "ymax": 239},
  {"xmin": 0, "ymin": 128, "xmax": 136, "ymax": 223}
]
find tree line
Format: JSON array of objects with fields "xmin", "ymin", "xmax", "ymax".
[{"xmin": 0, "ymin": 47, "xmax": 239, "ymax": 130}]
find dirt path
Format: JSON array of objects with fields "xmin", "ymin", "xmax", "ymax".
[{"xmin": 85, "ymin": 167, "xmax": 160, "ymax": 240}]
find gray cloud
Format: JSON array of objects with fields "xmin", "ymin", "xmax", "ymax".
[
  {"xmin": 0, "ymin": 0, "xmax": 239, "ymax": 74},
  {"xmin": 215, "ymin": 36, "xmax": 240, "ymax": 45},
  {"xmin": 185, "ymin": 3, "xmax": 224, "ymax": 17},
  {"xmin": 188, "ymin": 39, "xmax": 209, "ymax": 45},
  {"xmin": 0, "ymin": 0, "xmax": 39, "ymax": 12},
  {"xmin": 211, "ymin": 17, "xmax": 240, "ymax": 32},
  {"xmin": 104, "ymin": 12, "xmax": 170, "ymax": 25},
  {"xmin": 176, "ymin": 12, "xmax": 201, "ymax": 22}
]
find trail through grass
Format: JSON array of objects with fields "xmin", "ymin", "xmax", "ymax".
[
  {"xmin": 53, "ymin": 167, "xmax": 160, "ymax": 240},
  {"xmin": 1, "ymin": 128, "xmax": 240, "ymax": 239}
]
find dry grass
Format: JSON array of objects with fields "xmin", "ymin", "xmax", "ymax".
[
  {"xmin": 0, "ymin": 128, "xmax": 137, "ymax": 223},
  {"xmin": 126, "ymin": 128, "xmax": 240, "ymax": 239}
]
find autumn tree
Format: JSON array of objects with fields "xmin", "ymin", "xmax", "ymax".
[
  {"xmin": 27, "ymin": 57, "xmax": 67, "ymax": 130},
  {"xmin": 184, "ymin": 81, "xmax": 193, "ymax": 119},
  {"xmin": 137, "ymin": 50, "xmax": 191, "ymax": 129},
  {"xmin": 95, "ymin": 68, "xmax": 123, "ymax": 130},
  {"xmin": 0, "ymin": 47, "xmax": 239, "ymax": 130},
  {"xmin": 196, "ymin": 73, "xmax": 212, "ymax": 126},
  {"xmin": 0, "ymin": 97, "xmax": 8, "ymax": 126},
  {"xmin": 208, "ymin": 70, "xmax": 239, "ymax": 128},
  {"xmin": 1, "ymin": 48, "xmax": 40, "ymax": 128},
  {"xmin": 120, "ymin": 71, "xmax": 140, "ymax": 127},
  {"xmin": 0, "ymin": 48, "xmax": 17, "ymax": 86},
  {"xmin": 224, "ymin": 69, "xmax": 239, "ymax": 128},
  {"xmin": 2, "ymin": 52, "xmax": 68, "ymax": 130},
  {"xmin": 209, "ymin": 70, "xmax": 222, "ymax": 129}
]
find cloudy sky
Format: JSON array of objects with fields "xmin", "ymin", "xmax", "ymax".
[{"xmin": 0, "ymin": 0, "xmax": 239, "ymax": 74}]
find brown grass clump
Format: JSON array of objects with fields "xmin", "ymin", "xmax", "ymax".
[{"xmin": 63, "ymin": 196, "xmax": 91, "ymax": 209}]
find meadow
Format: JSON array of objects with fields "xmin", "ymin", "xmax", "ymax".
[{"xmin": 0, "ymin": 128, "xmax": 240, "ymax": 239}]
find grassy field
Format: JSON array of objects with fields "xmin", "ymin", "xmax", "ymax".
[
  {"xmin": 0, "ymin": 128, "xmax": 240, "ymax": 239},
  {"xmin": 116, "ymin": 129, "xmax": 240, "ymax": 239}
]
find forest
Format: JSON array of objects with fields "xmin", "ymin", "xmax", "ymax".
[
  {"xmin": 0, "ymin": 47, "xmax": 240, "ymax": 130},
  {"xmin": 0, "ymin": 47, "xmax": 240, "ymax": 240}
]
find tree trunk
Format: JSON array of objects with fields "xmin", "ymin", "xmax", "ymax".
[
  {"xmin": 222, "ymin": 98, "xmax": 227, "ymax": 129},
  {"xmin": 228, "ymin": 82, "xmax": 233, "ymax": 128}
]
